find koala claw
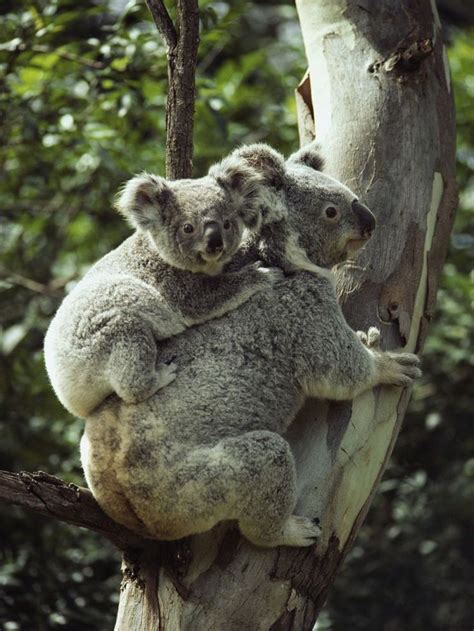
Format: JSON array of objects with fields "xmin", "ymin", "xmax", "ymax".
[
  {"xmin": 155, "ymin": 361, "xmax": 178, "ymax": 390},
  {"xmin": 357, "ymin": 326, "xmax": 381, "ymax": 349}
]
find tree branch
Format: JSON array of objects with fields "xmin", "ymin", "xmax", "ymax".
[
  {"xmin": 145, "ymin": 0, "xmax": 200, "ymax": 179},
  {"xmin": 0, "ymin": 470, "xmax": 145, "ymax": 550},
  {"xmin": 145, "ymin": 0, "xmax": 177, "ymax": 50}
]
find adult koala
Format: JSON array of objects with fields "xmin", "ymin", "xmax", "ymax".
[{"xmin": 81, "ymin": 143, "xmax": 421, "ymax": 548}]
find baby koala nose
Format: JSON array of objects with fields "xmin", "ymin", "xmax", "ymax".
[
  {"xmin": 352, "ymin": 200, "xmax": 376, "ymax": 237},
  {"xmin": 204, "ymin": 222, "xmax": 224, "ymax": 254}
]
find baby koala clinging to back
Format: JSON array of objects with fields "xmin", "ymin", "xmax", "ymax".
[{"xmin": 44, "ymin": 157, "xmax": 280, "ymax": 418}]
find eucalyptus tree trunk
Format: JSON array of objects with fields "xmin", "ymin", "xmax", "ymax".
[{"xmin": 115, "ymin": 1, "xmax": 457, "ymax": 628}]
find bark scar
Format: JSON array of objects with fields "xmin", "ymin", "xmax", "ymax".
[{"xmin": 368, "ymin": 38, "xmax": 433, "ymax": 75}]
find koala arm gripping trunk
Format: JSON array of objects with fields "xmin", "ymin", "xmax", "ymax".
[
  {"xmin": 175, "ymin": 263, "xmax": 282, "ymax": 324},
  {"xmin": 300, "ymin": 326, "xmax": 421, "ymax": 402}
]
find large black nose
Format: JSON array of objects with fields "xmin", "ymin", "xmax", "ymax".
[
  {"xmin": 352, "ymin": 200, "xmax": 376, "ymax": 236},
  {"xmin": 204, "ymin": 221, "xmax": 223, "ymax": 254}
]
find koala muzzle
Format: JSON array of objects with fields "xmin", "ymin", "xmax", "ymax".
[
  {"xmin": 204, "ymin": 222, "xmax": 224, "ymax": 254},
  {"xmin": 352, "ymin": 200, "xmax": 376, "ymax": 237}
]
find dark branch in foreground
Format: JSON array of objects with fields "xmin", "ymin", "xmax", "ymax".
[
  {"xmin": 145, "ymin": 0, "xmax": 200, "ymax": 179},
  {"xmin": 0, "ymin": 470, "xmax": 144, "ymax": 550}
]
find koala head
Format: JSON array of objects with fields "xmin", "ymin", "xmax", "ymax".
[
  {"xmin": 231, "ymin": 142, "xmax": 375, "ymax": 270},
  {"xmin": 115, "ymin": 158, "xmax": 263, "ymax": 275},
  {"xmin": 285, "ymin": 145, "xmax": 375, "ymax": 268}
]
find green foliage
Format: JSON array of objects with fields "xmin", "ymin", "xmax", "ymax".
[{"xmin": 0, "ymin": 1, "xmax": 472, "ymax": 629}]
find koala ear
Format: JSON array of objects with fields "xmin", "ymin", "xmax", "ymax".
[
  {"xmin": 209, "ymin": 156, "xmax": 264, "ymax": 231},
  {"xmin": 115, "ymin": 173, "xmax": 172, "ymax": 231},
  {"xmin": 231, "ymin": 143, "xmax": 286, "ymax": 190},
  {"xmin": 287, "ymin": 142, "xmax": 325, "ymax": 172}
]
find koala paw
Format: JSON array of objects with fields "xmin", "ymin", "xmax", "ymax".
[
  {"xmin": 155, "ymin": 361, "xmax": 177, "ymax": 391},
  {"xmin": 278, "ymin": 515, "xmax": 322, "ymax": 547},
  {"xmin": 115, "ymin": 362, "xmax": 177, "ymax": 405},
  {"xmin": 375, "ymin": 351, "xmax": 421, "ymax": 387},
  {"xmin": 357, "ymin": 326, "xmax": 381, "ymax": 349}
]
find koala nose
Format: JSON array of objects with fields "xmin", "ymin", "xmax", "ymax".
[
  {"xmin": 204, "ymin": 222, "xmax": 224, "ymax": 254},
  {"xmin": 352, "ymin": 200, "xmax": 376, "ymax": 237}
]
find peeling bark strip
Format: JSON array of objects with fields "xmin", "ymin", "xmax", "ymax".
[{"xmin": 145, "ymin": 0, "xmax": 199, "ymax": 179}]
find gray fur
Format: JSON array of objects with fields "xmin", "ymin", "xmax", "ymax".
[
  {"xmin": 81, "ymin": 143, "xmax": 421, "ymax": 547},
  {"xmin": 44, "ymin": 158, "xmax": 283, "ymax": 419}
]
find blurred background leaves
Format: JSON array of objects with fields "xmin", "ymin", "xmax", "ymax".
[{"xmin": 0, "ymin": 1, "xmax": 472, "ymax": 629}]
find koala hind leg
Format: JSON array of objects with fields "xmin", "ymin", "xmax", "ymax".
[
  {"xmin": 126, "ymin": 431, "xmax": 320, "ymax": 547},
  {"xmin": 221, "ymin": 431, "xmax": 321, "ymax": 547}
]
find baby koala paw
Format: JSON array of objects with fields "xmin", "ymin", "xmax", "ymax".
[
  {"xmin": 117, "ymin": 361, "xmax": 177, "ymax": 405},
  {"xmin": 155, "ymin": 361, "xmax": 177, "ymax": 391},
  {"xmin": 254, "ymin": 263, "xmax": 284, "ymax": 286},
  {"xmin": 375, "ymin": 351, "xmax": 421, "ymax": 387},
  {"xmin": 357, "ymin": 326, "xmax": 381, "ymax": 349}
]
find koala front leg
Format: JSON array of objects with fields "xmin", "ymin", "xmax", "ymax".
[
  {"xmin": 302, "ymin": 326, "xmax": 421, "ymax": 401},
  {"xmin": 107, "ymin": 319, "xmax": 176, "ymax": 404},
  {"xmin": 180, "ymin": 262, "xmax": 284, "ymax": 324}
]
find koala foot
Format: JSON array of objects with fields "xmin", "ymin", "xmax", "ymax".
[
  {"xmin": 357, "ymin": 326, "xmax": 381, "ymax": 349},
  {"xmin": 243, "ymin": 515, "xmax": 321, "ymax": 548},
  {"xmin": 279, "ymin": 515, "xmax": 322, "ymax": 547},
  {"xmin": 375, "ymin": 351, "xmax": 421, "ymax": 387}
]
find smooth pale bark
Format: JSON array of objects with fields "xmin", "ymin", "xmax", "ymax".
[{"xmin": 115, "ymin": 1, "xmax": 457, "ymax": 628}]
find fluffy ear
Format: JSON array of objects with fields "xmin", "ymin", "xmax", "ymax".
[
  {"xmin": 114, "ymin": 173, "xmax": 172, "ymax": 231},
  {"xmin": 287, "ymin": 142, "xmax": 325, "ymax": 171},
  {"xmin": 209, "ymin": 156, "xmax": 264, "ymax": 231},
  {"xmin": 231, "ymin": 143, "xmax": 286, "ymax": 190}
]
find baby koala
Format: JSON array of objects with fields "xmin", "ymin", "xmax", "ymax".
[{"xmin": 44, "ymin": 157, "xmax": 281, "ymax": 418}]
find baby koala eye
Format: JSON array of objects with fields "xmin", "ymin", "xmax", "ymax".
[
  {"xmin": 223, "ymin": 220, "xmax": 231, "ymax": 230},
  {"xmin": 324, "ymin": 206, "xmax": 339, "ymax": 220},
  {"xmin": 183, "ymin": 223, "xmax": 194, "ymax": 234}
]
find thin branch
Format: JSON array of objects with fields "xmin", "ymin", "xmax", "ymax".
[
  {"xmin": 145, "ymin": 0, "xmax": 200, "ymax": 179},
  {"xmin": 0, "ymin": 470, "xmax": 145, "ymax": 550},
  {"xmin": 0, "ymin": 267, "xmax": 74, "ymax": 295},
  {"xmin": 30, "ymin": 45, "xmax": 106, "ymax": 69},
  {"xmin": 145, "ymin": 0, "xmax": 177, "ymax": 51}
]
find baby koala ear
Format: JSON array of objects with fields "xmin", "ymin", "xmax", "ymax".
[
  {"xmin": 287, "ymin": 142, "xmax": 325, "ymax": 171},
  {"xmin": 209, "ymin": 156, "xmax": 264, "ymax": 231},
  {"xmin": 231, "ymin": 143, "xmax": 286, "ymax": 190},
  {"xmin": 115, "ymin": 173, "xmax": 172, "ymax": 231}
]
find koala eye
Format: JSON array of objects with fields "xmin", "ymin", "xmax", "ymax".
[
  {"xmin": 324, "ymin": 206, "xmax": 339, "ymax": 220},
  {"xmin": 183, "ymin": 223, "xmax": 194, "ymax": 234},
  {"xmin": 223, "ymin": 220, "xmax": 231, "ymax": 230}
]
